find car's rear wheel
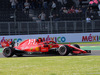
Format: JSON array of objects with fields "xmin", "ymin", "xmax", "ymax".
[
  {"xmin": 58, "ymin": 45, "xmax": 70, "ymax": 56},
  {"xmin": 3, "ymin": 47, "xmax": 15, "ymax": 57}
]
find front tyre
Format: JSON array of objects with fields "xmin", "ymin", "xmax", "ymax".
[
  {"xmin": 3, "ymin": 47, "xmax": 15, "ymax": 57},
  {"xmin": 58, "ymin": 45, "xmax": 70, "ymax": 56}
]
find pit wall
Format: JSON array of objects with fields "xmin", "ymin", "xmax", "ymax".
[{"xmin": 0, "ymin": 32, "xmax": 100, "ymax": 47}]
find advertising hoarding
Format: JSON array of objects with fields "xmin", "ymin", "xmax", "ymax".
[{"xmin": 0, "ymin": 32, "xmax": 100, "ymax": 47}]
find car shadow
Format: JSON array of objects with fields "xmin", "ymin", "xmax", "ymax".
[
  {"xmin": 12, "ymin": 53, "xmax": 92, "ymax": 58},
  {"xmin": 0, "ymin": 53, "xmax": 92, "ymax": 58}
]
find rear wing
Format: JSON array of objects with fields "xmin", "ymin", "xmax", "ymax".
[{"xmin": 1, "ymin": 41, "xmax": 10, "ymax": 48}]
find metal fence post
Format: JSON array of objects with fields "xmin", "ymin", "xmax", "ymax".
[
  {"xmin": 50, "ymin": 11, "xmax": 53, "ymax": 34},
  {"xmin": 85, "ymin": 21, "xmax": 87, "ymax": 32},
  {"xmin": 27, "ymin": 23, "xmax": 29, "ymax": 34},
  {"xmin": 74, "ymin": 21, "xmax": 76, "ymax": 33},
  {"xmin": 8, "ymin": 23, "xmax": 10, "ymax": 35},
  {"xmin": 38, "ymin": 22, "xmax": 39, "ymax": 34},
  {"xmin": 56, "ymin": 22, "xmax": 58, "ymax": 33},
  {"xmin": 51, "ymin": 21, "xmax": 52, "ymax": 34},
  {"xmin": 92, "ymin": 20, "xmax": 94, "ymax": 32},
  {"xmin": 65, "ymin": 21, "xmax": 67, "ymax": 33},
  {"xmin": 18, "ymin": 22, "xmax": 20, "ymax": 35},
  {"xmin": 82, "ymin": 20, "xmax": 84, "ymax": 33},
  {"xmin": 48, "ymin": 22, "xmax": 49, "ymax": 34},
  {"xmin": 94, "ymin": 20, "xmax": 95, "ymax": 31}
]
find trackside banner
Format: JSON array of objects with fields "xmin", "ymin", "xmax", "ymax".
[{"xmin": 0, "ymin": 32, "xmax": 100, "ymax": 47}]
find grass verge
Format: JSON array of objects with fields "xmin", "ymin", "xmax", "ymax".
[{"xmin": 0, "ymin": 56, "xmax": 100, "ymax": 75}]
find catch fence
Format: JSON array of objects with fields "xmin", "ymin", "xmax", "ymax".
[{"xmin": 0, "ymin": 20, "xmax": 100, "ymax": 35}]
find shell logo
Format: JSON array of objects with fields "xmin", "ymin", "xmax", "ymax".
[{"xmin": 35, "ymin": 47, "xmax": 40, "ymax": 51}]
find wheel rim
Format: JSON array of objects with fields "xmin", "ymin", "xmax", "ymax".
[
  {"xmin": 5, "ymin": 50, "xmax": 10, "ymax": 54},
  {"xmin": 60, "ymin": 47, "xmax": 66, "ymax": 53},
  {"xmin": 3, "ymin": 48, "xmax": 11, "ymax": 56},
  {"xmin": 59, "ymin": 46, "xmax": 67, "ymax": 55}
]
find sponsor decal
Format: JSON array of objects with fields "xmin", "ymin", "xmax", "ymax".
[
  {"xmin": 41, "ymin": 49, "xmax": 46, "ymax": 51},
  {"xmin": 82, "ymin": 34, "xmax": 100, "ymax": 42},
  {"xmin": 0, "ymin": 35, "xmax": 66, "ymax": 46},
  {"xmin": 39, "ymin": 35, "xmax": 66, "ymax": 43},
  {"xmin": 0, "ymin": 37, "xmax": 22, "ymax": 45},
  {"xmin": 35, "ymin": 47, "xmax": 40, "ymax": 51}
]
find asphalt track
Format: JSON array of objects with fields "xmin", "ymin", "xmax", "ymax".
[{"xmin": 0, "ymin": 45, "xmax": 100, "ymax": 58}]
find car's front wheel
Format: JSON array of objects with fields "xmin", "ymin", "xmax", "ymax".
[
  {"xmin": 58, "ymin": 45, "xmax": 70, "ymax": 56},
  {"xmin": 3, "ymin": 47, "xmax": 15, "ymax": 57}
]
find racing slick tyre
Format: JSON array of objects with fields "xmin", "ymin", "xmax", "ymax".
[
  {"xmin": 71, "ymin": 44, "xmax": 80, "ymax": 55},
  {"xmin": 3, "ymin": 47, "xmax": 15, "ymax": 57},
  {"xmin": 58, "ymin": 45, "xmax": 70, "ymax": 56}
]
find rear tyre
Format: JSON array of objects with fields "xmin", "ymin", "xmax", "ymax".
[
  {"xmin": 58, "ymin": 45, "xmax": 70, "ymax": 56},
  {"xmin": 3, "ymin": 47, "xmax": 15, "ymax": 57}
]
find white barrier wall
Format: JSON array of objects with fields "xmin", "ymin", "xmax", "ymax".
[{"xmin": 0, "ymin": 32, "xmax": 100, "ymax": 47}]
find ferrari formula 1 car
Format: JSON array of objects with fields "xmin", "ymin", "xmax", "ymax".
[{"xmin": 1, "ymin": 38, "xmax": 91, "ymax": 57}]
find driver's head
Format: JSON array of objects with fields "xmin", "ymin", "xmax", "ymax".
[{"xmin": 38, "ymin": 38, "xmax": 43, "ymax": 42}]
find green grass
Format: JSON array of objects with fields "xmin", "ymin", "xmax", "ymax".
[
  {"xmin": 0, "ymin": 42, "xmax": 100, "ymax": 74},
  {"xmin": 0, "ymin": 56, "xmax": 100, "ymax": 75}
]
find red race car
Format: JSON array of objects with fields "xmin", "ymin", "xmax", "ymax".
[{"xmin": 1, "ymin": 38, "xmax": 91, "ymax": 57}]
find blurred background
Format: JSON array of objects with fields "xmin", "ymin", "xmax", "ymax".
[{"xmin": 0, "ymin": 0, "xmax": 100, "ymax": 35}]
